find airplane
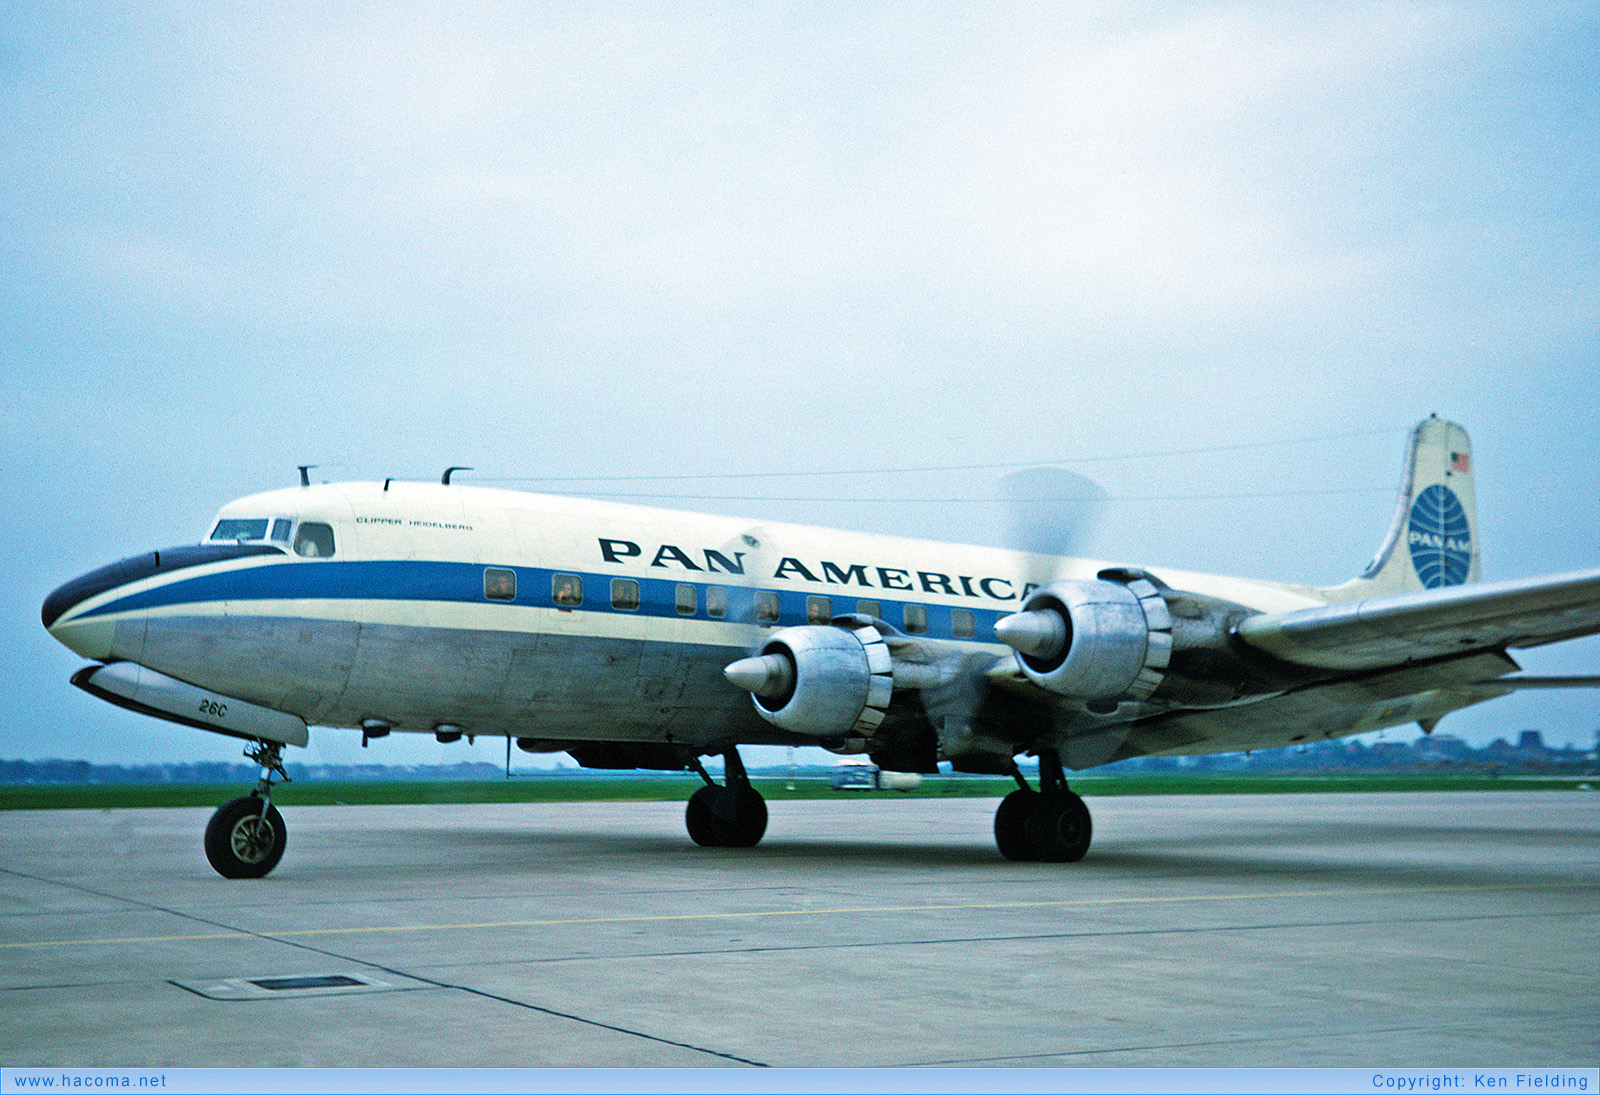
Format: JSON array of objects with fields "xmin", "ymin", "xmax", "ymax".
[{"xmin": 39, "ymin": 417, "xmax": 1600, "ymax": 878}]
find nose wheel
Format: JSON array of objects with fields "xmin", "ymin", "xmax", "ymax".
[
  {"xmin": 994, "ymin": 750, "xmax": 1092, "ymax": 863},
  {"xmin": 204, "ymin": 740, "xmax": 290, "ymax": 878},
  {"xmin": 204, "ymin": 794, "xmax": 286, "ymax": 878}
]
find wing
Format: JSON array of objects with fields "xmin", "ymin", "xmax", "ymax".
[
  {"xmin": 1235, "ymin": 566, "xmax": 1600, "ymax": 671},
  {"xmin": 1076, "ymin": 649, "xmax": 1522, "ymax": 767},
  {"xmin": 997, "ymin": 566, "xmax": 1600, "ymax": 770}
]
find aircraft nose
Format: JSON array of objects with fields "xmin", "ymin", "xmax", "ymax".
[
  {"xmin": 41, "ymin": 558, "xmax": 139, "ymax": 660},
  {"xmin": 43, "ymin": 542, "xmax": 286, "ymax": 660}
]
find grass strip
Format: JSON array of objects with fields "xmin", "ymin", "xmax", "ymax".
[{"xmin": 0, "ymin": 773, "xmax": 1592, "ymax": 811}]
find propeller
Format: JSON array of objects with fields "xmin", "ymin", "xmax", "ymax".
[
  {"xmin": 992, "ymin": 466, "xmax": 1109, "ymax": 660},
  {"xmin": 715, "ymin": 522, "xmax": 795, "ymax": 696},
  {"xmin": 716, "ymin": 524, "xmax": 775, "ymax": 628},
  {"xmin": 920, "ymin": 467, "xmax": 1109, "ymax": 764},
  {"xmin": 714, "ymin": 468, "xmax": 1112, "ymax": 772},
  {"xmin": 1000, "ymin": 466, "xmax": 1108, "ymax": 579}
]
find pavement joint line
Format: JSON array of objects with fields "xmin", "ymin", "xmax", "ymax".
[
  {"xmin": 6, "ymin": 907, "xmax": 1592, "ymax": 985},
  {"xmin": 0, "ymin": 865, "xmax": 773, "ymax": 1066},
  {"xmin": 3, "ymin": 879, "xmax": 1595, "ymax": 950},
  {"xmin": 397, "ymin": 907, "xmax": 1600, "ymax": 969},
  {"xmin": 914, "ymin": 1014, "xmax": 1532, "ymax": 1066},
  {"xmin": 232, "ymin": 929, "xmax": 773, "ymax": 1068}
]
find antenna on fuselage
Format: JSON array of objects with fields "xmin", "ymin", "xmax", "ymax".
[
  {"xmin": 297, "ymin": 465, "xmax": 316, "ymax": 488},
  {"xmin": 442, "ymin": 466, "xmax": 473, "ymax": 485}
]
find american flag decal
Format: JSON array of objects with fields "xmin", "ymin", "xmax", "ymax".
[{"xmin": 1450, "ymin": 451, "xmax": 1470, "ymax": 473}]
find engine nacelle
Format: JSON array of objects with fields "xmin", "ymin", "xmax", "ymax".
[
  {"xmin": 995, "ymin": 578, "xmax": 1173, "ymax": 702},
  {"xmin": 723, "ymin": 624, "xmax": 893, "ymax": 738}
]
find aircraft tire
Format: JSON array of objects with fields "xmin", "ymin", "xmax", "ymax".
[
  {"xmin": 1025, "ymin": 791, "xmax": 1092, "ymax": 863},
  {"xmin": 204, "ymin": 795, "xmax": 287, "ymax": 879},
  {"xmin": 711, "ymin": 785, "xmax": 768, "ymax": 848},
  {"xmin": 685, "ymin": 786, "xmax": 723, "ymax": 847},
  {"xmin": 994, "ymin": 788, "xmax": 1040, "ymax": 861}
]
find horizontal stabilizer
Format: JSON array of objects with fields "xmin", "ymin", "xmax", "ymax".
[{"xmin": 1467, "ymin": 675, "xmax": 1600, "ymax": 691}]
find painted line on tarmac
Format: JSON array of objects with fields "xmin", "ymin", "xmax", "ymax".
[{"xmin": 4, "ymin": 879, "xmax": 1596, "ymax": 950}]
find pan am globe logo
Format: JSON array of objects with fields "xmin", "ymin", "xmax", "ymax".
[{"xmin": 1407, "ymin": 484, "xmax": 1472, "ymax": 588}]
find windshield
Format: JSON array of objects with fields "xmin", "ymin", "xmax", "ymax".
[
  {"xmin": 210, "ymin": 517, "xmax": 294, "ymax": 543},
  {"xmin": 210, "ymin": 518, "xmax": 269, "ymax": 542}
]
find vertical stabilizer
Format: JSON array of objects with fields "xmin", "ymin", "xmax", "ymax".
[{"xmin": 1322, "ymin": 417, "xmax": 1479, "ymax": 602}]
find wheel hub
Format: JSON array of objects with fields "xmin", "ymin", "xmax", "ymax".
[{"xmin": 229, "ymin": 814, "xmax": 274, "ymax": 863}]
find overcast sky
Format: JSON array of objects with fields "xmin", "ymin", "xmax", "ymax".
[{"xmin": 4, "ymin": 1, "xmax": 1597, "ymax": 770}]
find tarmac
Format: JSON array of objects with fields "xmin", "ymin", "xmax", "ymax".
[{"xmin": 1, "ymin": 790, "xmax": 1596, "ymax": 1067}]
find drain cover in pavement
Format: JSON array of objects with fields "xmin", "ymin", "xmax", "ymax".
[{"xmin": 171, "ymin": 972, "xmax": 399, "ymax": 1000}]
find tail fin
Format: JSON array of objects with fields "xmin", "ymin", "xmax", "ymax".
[{"xmin": 1323, "ymin": 417, "xmax": 1480, "ymax": 601}]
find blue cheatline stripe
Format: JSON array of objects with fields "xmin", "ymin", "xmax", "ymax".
[{"xmin": 73, "ymin": 559, "xmax": 1005, "ymax": 641}]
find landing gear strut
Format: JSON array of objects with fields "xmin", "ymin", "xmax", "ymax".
[
  {"xmin": 203, "ymin": 740, "xmax": 290, "ymax": 879},
  {"xmin": 685, "ymin": 748, "xmax": 768, "ymax": 848},
  {"xmin": 994, "ymin": 749, "xmax": 1092, "ymax": 863}
]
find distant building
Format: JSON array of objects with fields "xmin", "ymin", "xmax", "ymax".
[
  {"xmin": 1414, "ymin": 734, "xmax": 1472, "ymax": 762},
  {"xmin": 1367, "ymin": 742, "xmax": 1413, "ymax": 767}
]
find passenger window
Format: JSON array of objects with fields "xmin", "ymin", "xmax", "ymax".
[
  {"xmin": 706, "ymin": 586, "xmax": 727, "ymax": 619},
  {"xmin": 675, "ymin": 583, "xmax": 697, "ymax": 616},
  {"xmin": 484, "ymin": 568, "xmax": 517, "ymax": 602},
  {"xmin": 552, "ymin": 573, "xmax": 583, "ymax": 606},
  {"xmin": 806, "ymin": 596, "xmax": 831, "ymax": 624},
  {"xmin": 270, "ymin": 518, "xmax": 293, "ymax": 542},
  {"xmin": 903, "ymin": 603, "xmax": 928, "ymax": 635},
  {"xmin": 293, "ymin": 522, "xmax": 336, "ymax": 558},
  {"xmin": 754, "ymin": 591, "xmax": 780, "ymax": 624},
  {"xmin": 212, "ymin": 518, "xmax": 268, "ymax": 542},
  {"xmin": 952, "ymin": 608, "xmax": 975, "ymax": 639},
  {"xmin": 857, "ymin": 599, "xmax": 882, "ymax": 619},
  {"xmin": 611, "ymin": 578, "xmax": 640, "ymax": 611}
]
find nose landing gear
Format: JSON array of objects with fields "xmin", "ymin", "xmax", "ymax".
[{"xmin": 204, "ymin": 740, "xmax": 290, "ymax": 879}]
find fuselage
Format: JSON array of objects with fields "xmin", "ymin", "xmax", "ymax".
[
  {"xmin": 44, "ymin": 420, "xmax": 1574, "ymax": 877},
  {"xmin": 43, "ymin": 481, "xmax": 1324, "ymax": 753}
]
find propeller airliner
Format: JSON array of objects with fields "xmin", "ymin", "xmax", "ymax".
[{"xmin": 40, "ymin": 417, "xmax": 1600, "ymax": 877}]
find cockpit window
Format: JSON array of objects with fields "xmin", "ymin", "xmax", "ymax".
[
  {"xmin": 270, "ymin": 518, "xmax": 292, "ymax": 542},
  {"xmin": 293, "ymin": 522, "xmax": 336, "ymax": 558},
  {"xmin": 211, "ymin": 518, "xmax": 270, "ymax": 542}
]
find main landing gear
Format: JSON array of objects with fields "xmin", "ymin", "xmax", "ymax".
[
  {"xmin": 994, "ymin": 749, "xmax": 1092, "ymax": 863},
  {"xmin": 685, "ymin": 749, "xmax": 768, "ymax": 848},
  {"xmin": 204, "ymin": 740, "xmax": 290, "ymax": 879}
]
